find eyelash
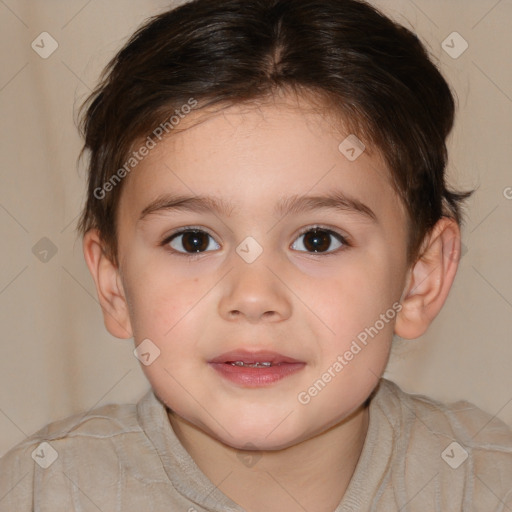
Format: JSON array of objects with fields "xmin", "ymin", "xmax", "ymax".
[{"xmin": 160, "ymin": 225, "xmax": 351, "ymax": 258}]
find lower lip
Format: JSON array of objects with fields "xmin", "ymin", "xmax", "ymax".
[{"xmin": 208, "ymin": 362, "xmax": 306, "ymax": 387}]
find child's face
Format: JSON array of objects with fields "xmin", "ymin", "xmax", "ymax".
[{"xmin": 115, "ymin": 94, "xmax": 411, "ymax": 450}]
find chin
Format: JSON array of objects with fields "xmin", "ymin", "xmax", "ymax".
[
  {"xmin": 207, "ymin": 417, "xmax": 313, "ymax": 452},
  {"xmin": 221, "ymin": 432, "xmax": 304, "ymax": 452}
]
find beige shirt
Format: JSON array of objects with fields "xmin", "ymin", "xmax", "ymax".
[{"xmin": 1, "ymin": 378, "xmax": 511, "ymax": 511}]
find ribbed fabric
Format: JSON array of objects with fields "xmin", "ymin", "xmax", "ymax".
[{"xmin": 1, "ymin": 378, "xmax": 511, "ymax": 511}]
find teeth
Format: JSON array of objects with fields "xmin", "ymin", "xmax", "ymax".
[{"xmin": 230, "ymin": 361, "xmax": 273, "ymax": 367}]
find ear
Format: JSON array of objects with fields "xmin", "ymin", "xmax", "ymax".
[
  {"xmin": 82, "ymin": 229, "xmax": 133, "ymax": 339},
  {"xmin": 395, "ymin": 217, "xmax": 461, "ymax": 340}
]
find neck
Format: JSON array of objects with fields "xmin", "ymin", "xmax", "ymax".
[{"xmin": 168, "ymin": 404, "xmax": 369, "ymax": 512}]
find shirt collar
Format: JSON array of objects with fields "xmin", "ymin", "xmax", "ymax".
[
  {"xmin": 137, "ymin": 379, "xmax": 396, "ymax": 511},
  {"xmin": 137, "ymin": 388, "xmax": 244, "ymax": 511}
]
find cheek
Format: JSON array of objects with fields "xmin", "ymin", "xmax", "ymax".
[
  {"xmin": 311, "ymin": 257, "xmax": 397, "ymax": 327},
  {"xmin": 123, "ymin": 260, "xmax": 203, "ymax": 340}
]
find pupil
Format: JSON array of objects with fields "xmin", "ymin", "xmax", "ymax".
[
  {"xmin": 182, "ymin": 231, "xmax": 208, "ymax": 252},
  {"xmin": 304, "ymin": 229, "xmax": 330, "ymax": 252}
]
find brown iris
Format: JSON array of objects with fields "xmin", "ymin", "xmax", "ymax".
[
  {"xmin": 302, "ymin": 229, "xmax": 332, "ymax": 252},
  {"xmin": 181, "ymin": 230, "xmax": 210, "ymax": 252}
]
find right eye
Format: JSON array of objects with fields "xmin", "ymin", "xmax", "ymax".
[{"xmin": 164, "ymin": 229, "xmax": 220, "ymax": 254}]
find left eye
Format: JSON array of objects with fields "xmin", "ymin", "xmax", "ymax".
[
  {"xmin": 291, "ymin": 228, "xmax": 345, "ymax": 253},
  {"xmin": 168, "ymin": 230, "xmax": 220, "ymax": 253}
]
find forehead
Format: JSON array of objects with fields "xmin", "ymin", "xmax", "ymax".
[{"xmin": 118, "ymin": 94, "xmax": 406, "ymax": 229}]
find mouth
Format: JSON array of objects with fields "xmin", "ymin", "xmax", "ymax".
[
  {"xmin": 208, "ymin": 350, "xmax": 306, "ymax": 387},
  {"xmin": 209, "ymin": 350, "xmax": 304, "ymax": 365},
  {"xmin": 228, "ymin": 361, "xmax": 274, "ymax": 367}
]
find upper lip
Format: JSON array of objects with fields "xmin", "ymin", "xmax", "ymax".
[{"xmin": 208, "ymin": 350, "xmax": 304, "ymax": 364}]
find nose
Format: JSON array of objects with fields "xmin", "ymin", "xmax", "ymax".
[{"xmin": 218, "ymin": 255, "xmax": 292, "ymax": 324}]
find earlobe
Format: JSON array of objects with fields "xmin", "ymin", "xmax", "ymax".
[
  {"xmin": 82, "ymin": 229, "xmax": 133, "ymax": 339},
  {"xmin": 395, "ymin": 217, "xmax": 461, "ymax": 340}
]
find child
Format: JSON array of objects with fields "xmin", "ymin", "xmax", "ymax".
[{"xmin": 1, "ymin": 0, "xmax": 511, "ymax": 510}]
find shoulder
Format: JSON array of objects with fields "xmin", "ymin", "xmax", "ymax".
[
  {"xmin": 0, "ymin": 391, "xmax": 153, "ymax": 510},
  {"xmin": 377, "ymin": 378, "xmax": 512, "ymax": 446},
  {"xmin": 2, "ymin": 396, "xmax": 143, "ymax": 455},
  {"xmin": 374, "ymin": 379, "xmax": 512, "ymax": 506}
]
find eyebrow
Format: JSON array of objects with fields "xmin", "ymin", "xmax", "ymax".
[{"xmin": 138, "ymin": 191, "xmax": 378, "ymax": 224}]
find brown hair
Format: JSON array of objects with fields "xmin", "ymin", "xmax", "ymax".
[{"xmin": 76, "ymin": 0, "xmax": 474, "ymax": 267}]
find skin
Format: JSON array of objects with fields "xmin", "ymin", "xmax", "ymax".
[{"xmin": 83, "ymin": 92, "xmax": 461, "ymax": 512}]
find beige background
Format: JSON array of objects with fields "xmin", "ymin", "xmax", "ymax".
[{"xmin": 0, "ymin": 0, "xmax": 511, "ymax": 457}]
